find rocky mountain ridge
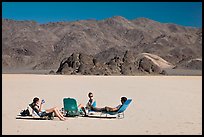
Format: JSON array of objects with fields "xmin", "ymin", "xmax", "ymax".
[{"xmin": 2, "ymin": 16, "xmax": 202, "ymax": 75}]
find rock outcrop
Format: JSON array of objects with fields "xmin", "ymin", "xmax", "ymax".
[
  {"xmin": 185, "ymin": 58, "xmax": 202, "ymax": 70},
  {"xmin": 56, "ymin": 51, "xmax": 175, "ymax": 75},
  {"xmin": 135, "ymin": 53, "xmax": 175, "ymax": 74}
]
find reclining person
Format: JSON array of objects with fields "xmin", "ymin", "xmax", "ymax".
[
  {"xmin": 90, "ymin": 96, "xmax": 127, "ymax": 112},
  {"xmin": 29, "ymin": 97, "xmax": 66, "ymax": 121}
]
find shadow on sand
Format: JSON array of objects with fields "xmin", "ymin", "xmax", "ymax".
[
  {"xmin": 84, "ymin": 115, "xmax": 117, "ymax": 119},
  {"xmin": 16, "ymin": 115, "xmax": 47, "ymax": 120},
  {"xmin": 16, "ymin": 115, "xmax": 117, "ymax": 120}
]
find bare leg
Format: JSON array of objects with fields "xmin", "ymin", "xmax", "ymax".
[
  {"xmin": 51, "ymin": 107, "xmax": 65, "ymax": 119},
  {"xmin": 104, "ymin": 106, "xmax": 117, "ymax": 112},
  {"xmin": 77, "ymin": 104, "xmax": 87, "ymax": 116},
  {"xmin": 78, "ymin": 104, "xmax": 83, "ymax": 108},
  {"xmin": 46, "ymin": 107, "xmax": 66, "ymax": 121},
  {"xmin": 54, "ymin": 109, "xmax": 66, "ymax": 120}
]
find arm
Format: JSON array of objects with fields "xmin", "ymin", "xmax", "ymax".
[
  {"xmin": 39, "ymin": 99, "xmax": 45, "ymax": 112},
  {"xmin": 109, "ymin": 107, "xmax": 118, "ymax": 111},
  {"xmin": 39, "ymin": 101, "xmax": 43, "ymax": 112},
  {"xmin": 105, "ymin": 104, "xmax": 121, "ymax": 112},
  {"xmin": 105, "ymin": 106, "xmax": 118, "ymax": 112},
  {"xmin": 86, "ymin": 99, "xmax": 93, "ymax": 107}
]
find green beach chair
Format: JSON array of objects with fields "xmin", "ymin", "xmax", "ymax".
[{"xmin": 63, "ymin": 97, "xmax": 83, "ymax": 117}]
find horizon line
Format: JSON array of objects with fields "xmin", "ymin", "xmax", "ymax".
[{"xmin": 2, "ymin": 16, "xmax": 201, "ymax": 29}]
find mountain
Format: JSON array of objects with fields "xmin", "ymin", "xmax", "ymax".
[
  {"xmin": 2, "ymin": 16, "xmax": 202, "ymax": 74},
  {"xmin": 2, "ymin": 19, "xmax": 60, "ymax": 69}
]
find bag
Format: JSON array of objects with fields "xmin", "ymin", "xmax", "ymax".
[{"xmin": 20, "ymin": 108, "xmax": 30, "ymax": 116}]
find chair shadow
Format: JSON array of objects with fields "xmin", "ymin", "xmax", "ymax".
[
  {"xmin": 16, "ymin": 115, "xmax": 47, "ymax": 120},
  {"xmin": 16, "ymin": 115, "xmax": 117, "ymax": 120},
  {"xmin": 84, "ymin": 115, "xmax": 117, "ymax": 119},
  {"xmin": 16, "ymin": 117, "xmax": 47, "ymax": 120}
]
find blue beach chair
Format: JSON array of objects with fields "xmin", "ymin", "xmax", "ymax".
[{"xmin": 100, "ymin": 99, "xmax": 132, "ymax": 119}]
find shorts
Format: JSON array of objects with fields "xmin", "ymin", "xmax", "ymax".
[{"xmin": 39, "ymin": 110, "xmax": 46, "ymax": 117}]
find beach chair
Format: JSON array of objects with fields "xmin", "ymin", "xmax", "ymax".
[
  {"xmin": 28, "ymin": 104, "xmax": 54, "ymax": 120},
  {"xmin": 63, "ymin": 97, "xmax": 83, "ymax": 117},
  {"xmin": 100, "ymin": 99, "xmax": 132, "ymax": 119}
]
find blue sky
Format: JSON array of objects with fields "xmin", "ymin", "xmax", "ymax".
[{"xmin": 2, "ymin": 2, "xmax": 202, "ymax": 28}]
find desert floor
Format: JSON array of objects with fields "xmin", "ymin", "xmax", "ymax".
[{"xmin": 2, "ymin": 74, "xmax": 202, "ymax": 135}]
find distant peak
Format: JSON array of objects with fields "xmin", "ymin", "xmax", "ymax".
[
  {"xmin": 105, "ymin": 16, "xmax": 128, "ymax": 22},
  {"xmin": 133, "ymin": 17, "xmax": 158, "ymax": 23},
  {"xmin": 112, "ymin": 16, "xmax": 127, "ymax": 20}
]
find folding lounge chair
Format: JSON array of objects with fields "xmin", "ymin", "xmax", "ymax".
[
  {"xmin": 63, "ymin": 97, "xmax": 84, "ymax": 117},
  {"xmin": 100, "ymin": 99, "xmax": 132, "ymax": 119}
]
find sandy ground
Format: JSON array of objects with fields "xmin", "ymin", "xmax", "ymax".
[{"xmin": 2, "ymin": 74, "xmax": 202, "ymax": 135}]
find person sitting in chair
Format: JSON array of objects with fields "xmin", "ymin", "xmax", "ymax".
[
  {"xmin": 105, "ymin": 96, "xmax": 127, "ymax": 112},
  {"xmin": 90, "ymin": 96, "xmax": 127, "ymax": 112},
  {"xmin": 29, "ymin": 97, "xmax": 66, "ymax": 121},
  {"xmin": 78, "ymin": 92, "xmax": 96, "ymax": 116},
  {"xmin": 86, "ymin": 92, "xmax": 96, "ymax": 110}
]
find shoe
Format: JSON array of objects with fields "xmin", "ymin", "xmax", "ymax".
[{"xmin": 84, "ymin": 114, "xmax": 88, "ymax": 117}]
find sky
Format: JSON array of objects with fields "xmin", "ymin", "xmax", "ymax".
[{"xmin": 2, "ymin": 2, "xmax": 202, "ymax": 28}]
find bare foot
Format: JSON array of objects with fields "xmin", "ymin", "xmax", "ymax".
[
  {"xmin": 63, "ymin": 117, "xmax": 66, "ymax": 120},
  {"xmin": 59, "ymin": 117, "xmax": 66, "ymax": 121}
]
